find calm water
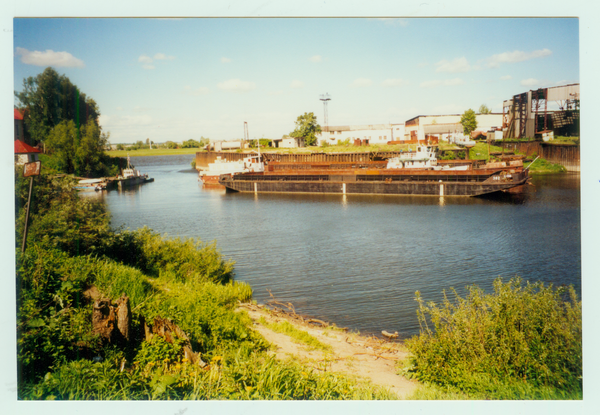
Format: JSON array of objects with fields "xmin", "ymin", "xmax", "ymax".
[{"xmin": 86, "ymin": 155, "xmax": 581, "ymax": 337}]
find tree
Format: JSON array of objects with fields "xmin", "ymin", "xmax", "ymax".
[
  {"xmin": 478, "ymin": 104, "xmax": 491, "ymax": 114},
  {"xmin": 45, "ymin": 119, "xmax": 114, "ymax": 177},
  {"xmin": 289, "ymin": 112, "xmax": 321, "ymax": 146},
  {"xmin": 460, "ymin": 109, "xmax": 478, "ymax": 136},
  {"xmin": 15, "ymin": 67, "xmax": 100, "ymax": 145}
]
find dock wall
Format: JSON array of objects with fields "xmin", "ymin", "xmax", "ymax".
[{"xmin": 499, "ymin": 141, "xmax": 580, "ymax": 172}]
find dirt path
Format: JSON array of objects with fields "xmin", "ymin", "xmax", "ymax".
[{"xmin": 238, "ymin": 303, "xmax": 419, "ymax": 399}]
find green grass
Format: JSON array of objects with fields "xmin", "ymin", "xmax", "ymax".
[
  {"xmin": 108, "ymin": 148, "xmax": 203, "ymax": 157},
  {"xmin": 259, "ymin": 317, "xmax": 332, "ymax": 352},
  {"xmin": 525, "ymin": 157, "xmax": 567, "ymax": 173},
  {"xmin": 16, "ymin": 170, "xmax": 391, "ymax": 400},
  {"xmin": 402, "ymin": 277, "xmax": 581, "ymax": 400}
]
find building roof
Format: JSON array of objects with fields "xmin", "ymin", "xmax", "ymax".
[
  {"xmin": 14, "ymin": 139, "xmax": 41, "ymax": 154},
  {"xmin": 14, "ymin": 108, "xmax": 24, "ymax": 120}
]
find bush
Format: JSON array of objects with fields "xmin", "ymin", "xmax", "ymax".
[{"xmin": 404, "ymin": 277, "xmax": 582, "ymax": 398}]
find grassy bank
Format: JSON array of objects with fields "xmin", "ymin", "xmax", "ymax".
[
  {"xmin": 401, "ymin": 278, "xmax": 582, "ymax": 400},
  {"xmin": 108, "ymin": 148, "xmax": 202, "ymax": 157},
  {"xmin": 14, "ymin": 166, "xmax": 393, "ymax": 400}
]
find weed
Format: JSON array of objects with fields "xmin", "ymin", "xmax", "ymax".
[{"xmin": 403, "ymin": 277, "xmax": 582, "ymax": 399}]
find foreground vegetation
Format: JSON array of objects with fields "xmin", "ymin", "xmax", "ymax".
[
  {"xmin": 402, "ymin": 278, "xmax": 582, "ymax": 400},
  {"xmin": 15, "ymin": 166, "xmax": 392, "ymax": 400}
]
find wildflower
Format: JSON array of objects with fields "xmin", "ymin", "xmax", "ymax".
[
  {"xmin": 182, "ymin": 357, "xmax": 189, "ymax": 363},
  {"xmin": 245, "ymin": 386, "xmax": 254, "ymax": 392},
  {"xmin": 212, "ymin": 355, "xmax": 222, "ymax": 362}
]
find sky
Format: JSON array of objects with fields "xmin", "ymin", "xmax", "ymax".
[{"xmin": 12, "ymin": 17, "xmax": 580, "ymax": 144}]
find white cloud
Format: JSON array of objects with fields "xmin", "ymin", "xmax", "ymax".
[
  {"xmin": 153, "ymin": 53, "xmax": 175, "ymax": 60},
  {"xmin": 217, "ymin": 78, "xmax": 256, "ymax": 92},
  {"xmin": 435, "ymin": 57, "xmax": 470, "ymax": 73},
  {"xmin": 16, "ymin": 47, "xmax": 85, "ymax": 68},
  {"xmin": 444, "ymin": 78, "xmax": 465, "ymax": 86},
  {"xmin": 116, "ymin": 106, "xmax": 123, "ymax": 111},
  {"xmin": 309, "ymin": 55, "xmax": 322, "ymax": 63},
  {"xmin": 352, "ymin": 78, "xmax": 373, "ymax": 87},
  {"xmin": 485, "ymin": 48, "xmax": 552, "ymax": 68},
  {"xmin": 420, "ymin": 78, "xmax": 465, "ymax": 88},
  {"xmin": 138, "ymin": 53, "xmax": 174, "ymax": 69},
  {"xmin": 290, "ymin": 80, "xmax": 304, "ymax": 89},
  {"xmin": 381, "ymin": 78, "xmax": 408, "ymax": 87},
  {"xmin": 221, "ymin": 57, "xmax": 232, "ymax": 63},
  {"xmin": 521, "ymin": 78, "xmax": 540, "ymax": 87},
  {"xmin": 500, "ymin": 75, "xmax": 512, "ymax": 80}
]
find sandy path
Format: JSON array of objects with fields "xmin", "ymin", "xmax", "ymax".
[{"xmin": 237, "ymin": 303, "xmax": 419, "ymax": 399}]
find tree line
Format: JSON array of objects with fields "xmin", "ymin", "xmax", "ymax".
[{"xmin": 15, "ymin": 67, "xmax": 116, "ymax": 177}]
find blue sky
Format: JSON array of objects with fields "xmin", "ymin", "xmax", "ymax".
[{"xmin": 12, "ymin": 17, "xmax": 580, "ymax": 144}]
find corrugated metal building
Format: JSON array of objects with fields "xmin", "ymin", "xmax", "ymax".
[{"xmin": 316, "ymin": 123, "xmax": 405, "ymax": 145}]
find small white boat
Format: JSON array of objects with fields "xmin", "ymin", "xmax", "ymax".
[
  {"xmin": 386, "ymin": 145, "xmax": 471, "ymax": 171},
  {"xmin": 75, "ymin": 178, "xmax": 109, "ymax": 191},
  {"xmin": 386, "ymin": 145, "xmax": 439, "ymax": 169},
  {"xmin": 116, "ymin": 155, "xmax": 153, "ymax": 188},
  {"xmin": 199, "ymin": 152, "xmax": 264, "ymax": 185}
]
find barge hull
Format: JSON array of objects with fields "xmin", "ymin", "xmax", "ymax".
[{"xmin": 220, "ymin": 177, "xmax": 529, "ymax": 197}]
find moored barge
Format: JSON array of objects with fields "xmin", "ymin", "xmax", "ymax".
[{"xmin": 218, "ymin": 168, "xmax": 530, "ymax": 197}]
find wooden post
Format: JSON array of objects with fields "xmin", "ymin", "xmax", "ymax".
[
  {"xmin": 21, "ymin": 176, "xmax": 34, "ymax": 253},
  {"xmin": 21, "ymin": 161, "xmax": 41, "ymax": 252}
]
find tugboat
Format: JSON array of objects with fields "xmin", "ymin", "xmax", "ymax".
[
  {"xmin": 198, "ymin": 151, "xmax": 264, "ymax": 185},
  {"xmin": 116, "ymin": 155, "xmax": 154, "ymax": 188}
]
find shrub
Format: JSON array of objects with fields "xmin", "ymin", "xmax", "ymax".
[{"xmin": 404, "ymin": 277, "xmax": 581, "ymax": 398}]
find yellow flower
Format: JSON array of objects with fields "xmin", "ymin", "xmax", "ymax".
[
  {"xmin": 301, "ymin": 372, "xmax": 308, "ymax": 376},
  {"xmin": 182, "ymin": 358, "xmax": 189, "ymax": 363},
  {"xmin": 245, "ymin": 386, "xmax": 254, "ymax": 392},
  {"xmin": 212, "ymin": 355, "xmax": 222, "ymax": 362}
]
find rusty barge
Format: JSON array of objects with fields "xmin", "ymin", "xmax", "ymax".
[{"xmin": 218, "ymin": 168, "xmax": 530, "ymax": 197}]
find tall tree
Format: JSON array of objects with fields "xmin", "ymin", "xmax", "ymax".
[
  {"xmin": 478, "ymin": 104, "xmax": 491, "ymax": 114},
  {"xmin": 289, "ymin": 112, "xmax": 321, "ymax": 146},
  {"xmin": 460, "ymin": 109, "xmax": 478, "ymax": 136},
  {"xmin": 15, "ymin": 67, "xmax": 100, "ymax": 145}
]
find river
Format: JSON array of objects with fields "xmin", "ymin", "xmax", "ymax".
[{"xmin": 85, "ymin": 154, "xmax": 581, "ymax": 338}]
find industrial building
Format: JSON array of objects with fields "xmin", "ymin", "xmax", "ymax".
[
  {"xmin": 316, "ymin": 123, "xmax": 405, "ymax": 146},
  {"xmin": 502, "ymin": 83, "xmax": 579, "ymax": 139},
  {"xmin": 403, "ymin": 113, "xmax": 503, "ymax": 142}
]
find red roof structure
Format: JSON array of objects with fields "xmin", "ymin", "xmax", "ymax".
[
  {"xmin": 14, "ymin": 108, "xmax": 24, "ymax": 120},
  {"xmin": 14, "ymin": 139, "xmax": 41, "ymax": 154}
]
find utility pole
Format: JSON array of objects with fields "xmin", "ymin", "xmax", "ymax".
[{"xmin": 320, "ymin": 93, "xmax": 331, "ymax": 133}]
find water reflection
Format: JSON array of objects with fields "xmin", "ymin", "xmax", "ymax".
[{"xmin": 103, "ymin": 157, "xmax": 580, "ymax": 337}]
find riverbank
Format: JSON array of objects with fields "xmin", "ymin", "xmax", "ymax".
[{"xmin": 238, "ymin": 302, "xmax": 419, "ymax": 398}]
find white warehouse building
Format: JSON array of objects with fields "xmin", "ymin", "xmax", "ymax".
[
  {"xmin": 404, "ymin": 114, "xmax": 504, "ymax": 142},
  {"xmin": 316, "ymin": 124, "xmax": 405, "ymax": 146}
]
